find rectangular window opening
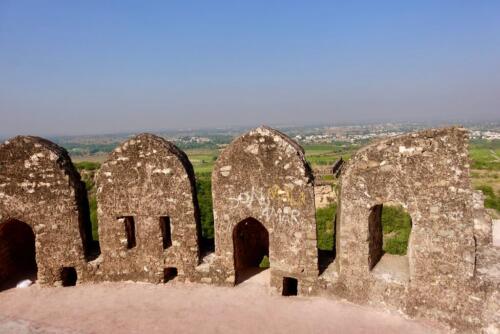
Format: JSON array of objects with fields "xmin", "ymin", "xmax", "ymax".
[
  {"xmin": 369, "ymin": 204, "xmax": 412, "ymax": 284},
  {"xmin": 164, "ymin": 267, "xmax": 178, "ymax": 283},
  {"xmin": 282, "ymin": 277, "xmax": 298, "ymax": 296},
  {"xmin": 60, "ymin": 267, "xmax": 77, "ymax": 287},
  {"xmin": 160, "ymin": 216, "xmax": 172, "ymax": 249},
  {"xmin": 119, "ymin": 216, "xmax": 136, "ymax": 249}
]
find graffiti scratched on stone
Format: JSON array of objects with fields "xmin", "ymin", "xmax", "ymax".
[{"xmin": 228, "ymin": 186, "xmax": 301, "ymax": 224}]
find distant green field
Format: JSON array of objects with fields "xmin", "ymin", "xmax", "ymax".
[
  {"xmin": 316, "ymin": 204, "xmax": 336, "ymax": 251},
  {"xmin": 303, "ymin": 143, "xmax": 359, "ymax": 166},
  {"xmin": 187, "ymin": 143, "xmax": 360, "ymax": 173},
  {"xmin": 74, "ymin": 161, "xmax": 101, "ymax": 171},
  {"xmin": 469, "ymin": 140, "xmax": 500, "ymax": 217},
  {"xmin": 195, "ymin": 172, "xmax": 214, "ymax": 239},
  {"xmin": 185, "ymin": 148, "xmax": 218, "ymax": 174},
  {"xmin": 469, "ymin": 139, "xmax": 500, "ymax": 171},
  {"xmin": 475, "ymin": 185, "xmax": 500, "ymax": 212}
]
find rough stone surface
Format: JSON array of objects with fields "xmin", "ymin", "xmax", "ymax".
[
  {"xmin": 493, "ymin": 220, "xmax": 500, "ymax": 247},
  {"xmin": 474, "ymin": 191, "xmax": 494, "ymax": 247},
  {"xmin": 0, "ymin": 127, "xmax": 497, "ymax": 333},
  {"xmin": 314, "ymin": 184, "xmax": 336, "ymax": 209},
  {"xmin": 0, "ymin": 136, "xmax": 90, "ymax": 287},
  {"xmin": 95, "ymin": 134, "xmax": 200, "ymax": 283},
  {"xmin": 211, "ymin": 126, "xmax": 318, "ymax": 293},
  {"xmin": 332, "ymin": 127, "xmax": 498, "ymax": 333}
]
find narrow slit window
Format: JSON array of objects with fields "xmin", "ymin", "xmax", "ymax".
[
  {"xmin": 160, "ymin": 216, "xmax": 172, "ymax": 249},
  {"xmin": 119, "ymin": 216, "xmax": 136, "ymax": 249}
]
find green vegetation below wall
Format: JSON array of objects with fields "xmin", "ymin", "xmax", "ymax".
[
  {"xmin": 75, "ymin": 162, "xmax": 100, "ymax": 241},
  {"xmin": 469, "ymin": 139, "xmax": 500, "ymax": 170},
  {"xmin": 195, "ymin": 172, "xmax": 214, "ymax": 239},
  {"xmin": 74, "ymin": 161, "xmax": 102, "ymax": 171},
  {"xmin": 316, "ymin": 204, "xmax": 336, "ymax": 251},
  {"xmin": 381, "ymin": 205, "xmax": 412, "ymax": 255},
  {"xmin": 475, "ymin": 185, "xmax": 500, "ymax": 211},
  {"xmin": 469, "ymin": 140, "xmax": 500, "ymax": 217},
  {"xmin": 74, "ymin": 139, "xmax": 497, "ymax": 250},
  {"xmin": 315, "ymin": 203, "xmax": 412, "ymax": 255}
]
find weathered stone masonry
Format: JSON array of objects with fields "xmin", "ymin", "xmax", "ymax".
[
  {"xmin": 328, "ymin": 127, "xmax": 499, "ymax": 332},
  {"xmin": 0, "ymin": 136, "xmax": 91, "ymax": 287},
  {"xmin": 0, "ymin": 128, "xmax": 498, "ymax": 333},
  {"xmin": 211, "ymin": 126, "xmax": 318, "ymax": 293},
  {"xmin": 94, "ymin": 134, "xmax": 201, "ymax": 283}
]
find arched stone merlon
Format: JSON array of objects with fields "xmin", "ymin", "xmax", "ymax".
[
  {"xmin": 336, "ymin": 127, "xmax": 485, "ymax": 322},
  {"xmin": 212, "ymin": 126, "xmax": 317, "ymax": 293},
  {"xmin": 0, "ymin": 136, "xmax": 91, "ymax": 285},
  {"xmin": 96, "ymin": 134, "xmax": 201, "ymax": 283}
]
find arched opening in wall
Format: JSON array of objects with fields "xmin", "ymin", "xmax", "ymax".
[
  {"xmin": 233, "ymin": 217, "xmax": 269, "ymax": 284},
  {"xmin": 0, "ymin": 219, "xmax": 37, "ymax": 291},
  {"xmin": 369, "ymin": 203, "xmax": 412, "ymax": 283}
]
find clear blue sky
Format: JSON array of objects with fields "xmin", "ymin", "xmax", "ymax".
[{"xmin": 1, "ymin": 1, "xmax": 499, "ymax": 136}]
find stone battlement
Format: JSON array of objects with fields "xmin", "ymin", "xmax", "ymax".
[{"xmin": 0, "ymin": 127, "xmax": 498, "ymax": 333}]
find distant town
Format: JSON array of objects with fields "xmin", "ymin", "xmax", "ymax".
[{"xmin": 18, "ymin": 121, "xmax": 496, "ymax": 158}]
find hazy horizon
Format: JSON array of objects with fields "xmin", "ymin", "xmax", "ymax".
[
  {"xmin": 1, "ymin": 1, "xmax": 499, "ymax": 137},
  {"xmin": 1, "ymin": 119, "xmax": 496, "ymax": 140}
]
